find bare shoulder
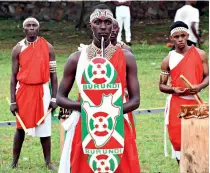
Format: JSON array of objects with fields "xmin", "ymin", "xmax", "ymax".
[
  {"xmin": 62, "ymin": 51, "xmax": 81, "ymax": 76},
  {"xmin": 122, "ymin": 49, "xmax": 137, "ymax": 70},
  {"xmin": 122, "ymin": 44, "xmax": 132, "ymax": 52},
  {"xmin": 161, "ymin": 55, "xmax": 170, "ymax": 71},
  {"xmin": 195, "ymin": 47, "xmax": 208, "ymax": 61},
  {"xmin": 123, "ymin": 49, "xmax": 135, "ymax": 60},
  {"xmin": 12, "ymin": 43, "xmax": 22, "ymax": 57},
  {"xmin": 47, "ymin": 42, "xmax": 54, "ymax": 51},
  {"xmin": 66, "ymin": 51, "xmax": 81, "ymax": 66}
]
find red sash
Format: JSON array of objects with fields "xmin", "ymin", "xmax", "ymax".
[
  {"xmin": 170, "ymin": 46, "xmax": 203, "ymax": 88},
  {"xmin": 110, "ymin": 48, "xmax": 136, "ymax": 139},
  {"xmin": 168, "ymin": 46, "xmax": 203, "ymax": 151},
  {"xmin": 16, "ymin": 37, "xmax": 50, "ymax": 129}
]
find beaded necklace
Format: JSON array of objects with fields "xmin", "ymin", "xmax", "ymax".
[
  {"xmin": 24, "ymin": 36, "xmax": 39, "ymax": 47},
  {"xmin": 86, "ymin": 42, "xmax": 117, "ymax": 60}
]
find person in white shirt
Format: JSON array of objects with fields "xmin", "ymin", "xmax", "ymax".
[
  {"xmin": 174, "ymin": 0, "xmax": 202, "ymax": 46},
  {"xmin": 114, "ymin": 0, "xmax": 132, "ymax": 46}
]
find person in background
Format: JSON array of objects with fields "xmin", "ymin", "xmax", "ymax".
[
  {"xmin": 111, "ymin": 18, "xmax": 132, "ymax": 52},
  {"xmin": 114, "ymin": 0, "xmax": 132, "ymax": 46},
  {"xmin": 174, "ymin": 0, "xmax": 203, "ymax": 47}
]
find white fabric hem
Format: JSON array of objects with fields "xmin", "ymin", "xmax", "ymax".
[
  {"xmin": 58, "ymin": 44, "xmax": 88, "ymax": 172},
  {"xmin": 164, "ymin": 95, "xmax": 172, "ymax": 157},
  {"xmin": 27, "ymin": 82, "xmax": 51, "ymax": 137},
  {"xmin": 58, "ymin": 111, "xmax": 80, "ymax": 173},
  {"xmin": 164, "ymin": 94, "xmax": 183, "ymax": 160}
]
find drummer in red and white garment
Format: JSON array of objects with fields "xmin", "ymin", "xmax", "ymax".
[{"xmin": 159, "ymin": 21, "xmax": 209, "ymax": 164}]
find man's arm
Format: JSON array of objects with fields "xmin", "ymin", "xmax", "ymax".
[
  {"xmin": 10, "ymin": 45, "xmax": 21, "ymax": 115},
  {"xmin": 191, "ymin": 9, "xmax": 201, "ymax": 45},
  {"xmin": 191, "ymin": 22, "xmax": 201, "ymax": 44},
  {"xmin": 159, "ymin": 56, "xmax": 174, "ymax": 94},
  {"xmin": 159, "ymin": 56, "xmax": 190, "ymax": 95},
  {"xmin": 56, "ymin": 52, "xmax": 81, "ymax": 111},
  {"xmin": 123, "ymin": 50, "xmax": 140, "ymax": 114},
  {"xmin": 48, "ymin": 43, "xmax": 58, "ymax": 111}
]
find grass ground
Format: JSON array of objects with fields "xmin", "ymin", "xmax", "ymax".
[{"xmin": 0, "ymin": 18, "xmax": 209, "ymax": 173}]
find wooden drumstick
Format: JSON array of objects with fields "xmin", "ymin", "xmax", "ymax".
[
  {"xmin": 180, "ymin": 75, "xmax": 202, "ymax": 105},
  {"xmin": 6, "ymin": 97, "xmax": 28, "ymax": 134},
  {"xmin": 36, "ymin": 108, "xmax": 52, "ymax": 126}
]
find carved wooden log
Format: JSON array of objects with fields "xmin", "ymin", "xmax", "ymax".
[{"xmin": 180, "ymin": 105, "xmax": 209, "ymax": 173}]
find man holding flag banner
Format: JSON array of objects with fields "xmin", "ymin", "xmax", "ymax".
[{"xmin": 57, "ymin": 4, "xmax": 140, "ymax": 173}]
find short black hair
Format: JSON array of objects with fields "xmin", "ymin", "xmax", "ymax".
[
  {"xmin": 170, "ymin": 21, "xmax": 188, "ymax": 32},
  {"xmin": 90, "ymin": 4, "xmax": 112, "ymax": 15}
]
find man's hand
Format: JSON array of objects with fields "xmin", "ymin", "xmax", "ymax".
[
  {"xmin": 189, "ymin": 85, "xmax": 202, "ymax": 95},
  {"xmin": 58, "ymin": 108, "xmax": 72, "ymax": 120},
  {"xmin": 10, "ymin": 104, "xmax": 18, "ymax": 116},
  {"xmin": 173, "ymin": 87, "xmax": 190, "ymax": 95},
  {"xmin": 48, "ymin": 101, "xmax": 58, "ymax": 112},
  {"xmin": 173, "ymin": 85, "xmax": 202, "ymax": 96},
  {"xmin": 198, "ymin": 38, "xmax": 204, "ymax": 47}
]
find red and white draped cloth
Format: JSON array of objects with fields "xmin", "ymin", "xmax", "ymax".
[
  {"xmin": 59, "ymin": 46, "xmax": 140, "ymax": 173},
  {"xmin": 164, "ymin": 46, "xmax": 203, "ymax": 159},
  {"xmin": 16, "ymin": 37, "xmax": 51, "ymax": 137}
]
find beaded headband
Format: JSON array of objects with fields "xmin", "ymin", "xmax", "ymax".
[
  {"xmin": 90, "ymin": 9, "xmax": 113, "ymax": 22},
  {"xmin": 23, "ymin": 17, "xmax": 40, "ymax": 28},
  {"xmin": 170, "ymin": 27, "xmax": 188, "ymax": 36}
]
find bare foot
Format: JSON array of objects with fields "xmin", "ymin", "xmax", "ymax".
[
  {"xmin": 46, "ymin": 162, "xmax": 56, "ymax": 171},
  {"xmin": 11, "ymin": 162, "xmax": 18, "ymax": 168}
]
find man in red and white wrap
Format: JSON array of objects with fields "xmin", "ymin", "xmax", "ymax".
[
  {"xmin": 10, "ymin": 17, "xmax": 58, "ymax": 169},
  {"xmin": 159, "ymin": 21, "xmax": 209, "ymax": 164},
  {"xmin": 57, "ymin": 4, "xmax": 141, "ymax": 173}
]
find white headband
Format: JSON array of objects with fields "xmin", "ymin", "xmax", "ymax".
[
  {"xmin": 23, "ymin": 17, "xmax": 40, "ymax": 28},
  {"xmin": 170, "ymin": 27, "xmax": 188, "ymax": 36},
  {"xmin": 90, "ymin": 9, "xmax": 113, "ymax": 22}
]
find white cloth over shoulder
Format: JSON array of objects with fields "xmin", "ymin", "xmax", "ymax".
[
  {"xmin": 169, "ymin": 50, "xmax": 184, "ymax": 70},
  {"xmin": 78, "ymin": 43, "xmax": 88, "ymax": 51},
  {"xmin": 58, "ymin": 45, "xmax": 89, "ymax": 173}
]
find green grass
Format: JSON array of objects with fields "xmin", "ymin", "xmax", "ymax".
[{"xmin": 0, "ymin": 18, "xmax": 209, "ymax": 173}]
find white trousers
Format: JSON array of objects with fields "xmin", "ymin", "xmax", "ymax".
[{"xmin": 116, "ymin": 6, "xmax": 131, "ymax": 43}]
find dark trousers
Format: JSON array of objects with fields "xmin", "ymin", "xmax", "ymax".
[{"xmin": 187, "ymin": 40, "xmax": 196, "ymax": 46}]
